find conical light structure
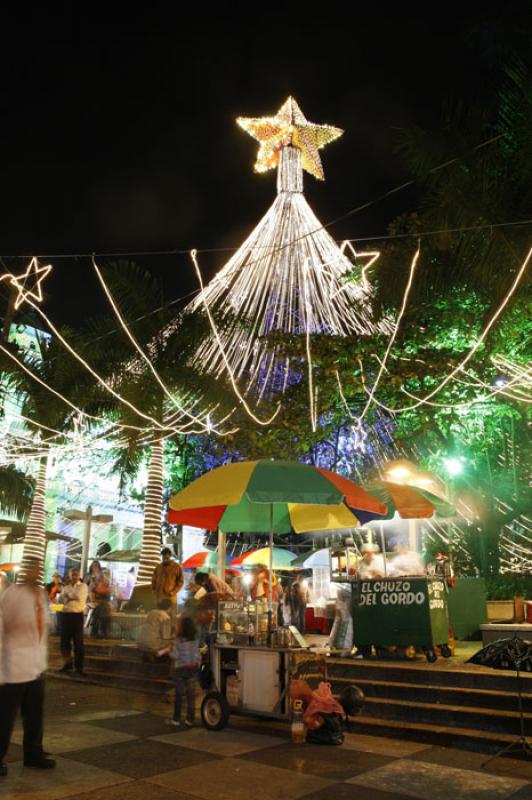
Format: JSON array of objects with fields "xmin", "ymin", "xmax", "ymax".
[{"xmin": 188, "ymin": 98, "xmax": 390, "ymax": 397}]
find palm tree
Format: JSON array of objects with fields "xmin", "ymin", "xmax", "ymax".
[
  {"xmin": 0, "ymin": 328, "xmax": 94, "ymax": 583},
  {"xmin": 0, "ymin": 465, "xmax": 35, "ymax": 518},
  {"xmin": 89, "ymin": 261, "xmax": 225, "ymax": 607}
]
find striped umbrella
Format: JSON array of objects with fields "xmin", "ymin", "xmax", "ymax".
[
  {"xmin": 231, "ymin": 547, "xmax": 298, "ymax": 571},
  {"xmin": 168, "ymin": 460, "xmax": 386, "ymax": 534},
  {"xmin": 362, "ymin": 481, "xmax": 454, "ymax": 520},
  {"xmin": 168, "ymin": 460, "xmax": 386, "ymax": 622},
  {"xmin": 182, "ymin": 551, "xmax": 233, "ymax": 570}
]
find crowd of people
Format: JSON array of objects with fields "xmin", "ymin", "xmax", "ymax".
[{"xmin": 0, "ymin": 538, "xmax": 443, "ymax": 775}]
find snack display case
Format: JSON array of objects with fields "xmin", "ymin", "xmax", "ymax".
[{"xmin": 217, "ymin": 599, "xmax": 278, "ymax": 646}]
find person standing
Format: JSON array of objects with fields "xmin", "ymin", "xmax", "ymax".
[
  {"xmin": 0, "ymin": 557, "xmax": 56, "ymax": 776},
  {"xmin": 46, "ymin": 572, "xmax": 63, "ymax": 602},
  {"xmin": 46, "ymin": 571, "xmax": 64, "ymax": 635},
  {"xmin": 290, "ymin": 579, "xmax": 308, "ymax": 634},
  {"xmin": 90, "ymin": 570, "xmax": 112, "ymax": 639},
  {"xmin": 169, "ymin": 616, "xmax": 200, "ymax": 729},
  {"xmin": 151, "ymin": 548, "xmax": 183, "ymax": 617},
  {"xmin": 58, "ymin": 568, "xmax": 88, "ymax": 676}
]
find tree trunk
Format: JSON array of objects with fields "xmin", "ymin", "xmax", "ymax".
[
  {"xmin": 129, "ymin": 437, "xmax": 164, "ymax": 608},
  {"xmin": 18, "ymin": 452, "xmax": 48, "ymax": 585}
]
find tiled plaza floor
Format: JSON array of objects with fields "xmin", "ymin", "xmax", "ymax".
[{"xmin": 1, "ymin": 679, "xmax": 531, "ymax": 800}]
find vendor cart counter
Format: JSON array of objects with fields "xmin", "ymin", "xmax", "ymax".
[
  {"xmin": 351, "ymin": 577, "xmax": 451, "ymax": 661},
  {"xmin": 211, "ymin": 642, "xmax": 311, "ymax": 718}
]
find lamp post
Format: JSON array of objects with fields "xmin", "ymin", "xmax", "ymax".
[
  {"xmin": 62, "ymin": 505, "xmax": 113, "ymax": 578},
  {"xmin": 442, "ymin": 457, "xmax": 465, "ymax": 575},
  {"xmin": 384, "ymin": 461, "xmax": 417, "ymax": 551}
]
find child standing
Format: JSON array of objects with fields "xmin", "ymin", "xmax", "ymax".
[{"xmin": 170, "ymin": 616, "xmax": 200, "ymax": 728}]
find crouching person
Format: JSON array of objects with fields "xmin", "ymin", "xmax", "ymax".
[
  {"xmin": 137, "ymin": 598, "xmax": 174, "ymax": 662},
  {"xmin": 170, "ymin": 617, "xmax": 199, "ymax": 729}
]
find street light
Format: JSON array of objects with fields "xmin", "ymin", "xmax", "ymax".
[
  {"xmin": 62, "ymin": 505, "xmax": 113, "ymax": 578},
  {"xmin": 443, "ymin": 457, "xmax": 465, "ymax": 477}
]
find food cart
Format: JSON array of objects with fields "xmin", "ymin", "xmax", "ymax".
[
  {"xmin": 330, "ymin": 544, "xmax": 451, "ymax": 662},
  {"xmin": 200, "ymin": 598, "xmax": 317, "ymax": 730}
]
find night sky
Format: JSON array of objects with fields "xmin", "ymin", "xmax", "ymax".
[{"xmin": 0, "ymin": 4, "xmax": 530, "ymax": 327}]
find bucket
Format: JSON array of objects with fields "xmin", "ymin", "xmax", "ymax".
[
  {"xmin": 526, "ymin": 601, "xmax": 532, "ymax": 624},
  {"xmin": 226, "ymin": 675, "xmax": 241, "ymax": 706}
]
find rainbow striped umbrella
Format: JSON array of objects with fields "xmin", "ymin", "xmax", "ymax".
[
  {"xmin": 231, "ymin": 547, "xmax": 298, "ymax": 571},
  {"xmin": 363, "ymin": 481, "xmax": 454, "ymax": 520},
  {"xmin": 181, "ymin": 551, "xmax": 232, "ymax": 570},
  {"xmin": 168, "ymin": 460, "xmax": 386, "ymax": 533},
  {"xmin": 168, "ymin": 460, "xmax": 387, "ymax": 624}
]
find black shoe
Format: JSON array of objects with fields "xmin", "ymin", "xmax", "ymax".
[
  {"xmin": 0, "ymin": 763, "xmax": 7, "ymax": 777},
  {"xmin": 24, "ymin": 757, "xmax": 56, "ymax": 769},
  {"xmin": 58, "ymin": 663, "xmax": 73, "ymax": 673},
  {"xmin": 75, "ymin": 669, "xmax": 85, "ymax": 677}
]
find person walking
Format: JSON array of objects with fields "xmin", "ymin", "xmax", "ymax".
[
  {"xmin": 169, "ymin": 616, "xmax": 200, "ymax": 729},
  {"xmin": 0, "ymin": 557, "xmax": 56, "ymax": 776},
  {"xmin": 58, "ymin": 567, "xmax": 88, "ymax": 676},
  {"xmin": 151, "ymin": 548, "xmax": 183, "ymax": 617}
]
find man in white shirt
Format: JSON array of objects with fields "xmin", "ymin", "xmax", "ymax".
[
  {"xmin": 388, "ymin": 539, "xmax": 426, "ymax": 577},
  {"xmin": 357, "ymin": 543, "xmax": 385, "ymax": 579},
  {"xmin": 57, "ymin": 568, "xmax": 88, "ymax": 676},
  {"xmin": 0, "ymin": 557, "xmax": 56, "ymax": 776}
]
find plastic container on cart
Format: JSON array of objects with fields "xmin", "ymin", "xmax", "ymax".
[{"xmin": 226, "ymin": 674, "xmax": 241, "ymax": 706}]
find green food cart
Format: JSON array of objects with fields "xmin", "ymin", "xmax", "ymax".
[{"xmin": 351, "ymin": 576, "xmax": 452, "ymax": 662}]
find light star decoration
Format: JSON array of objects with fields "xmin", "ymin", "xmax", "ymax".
[
  {"xmin": 237, "ymin": 96, "xmax": 343, "ymax": 181},
  {"xmin": 0, "ymin": 257, "xmax": 53, "ymax": 309},
  {"xmin": 326, "ymin": 241, "xmax": 381, "ymax": 299}
]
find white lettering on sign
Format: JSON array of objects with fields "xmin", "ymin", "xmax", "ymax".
[
  {"xmin": 381, "ymin": 591, "xmax": 425, "ymax": 606},
  {"xmin": 366, "ymin": 580, "xmax": 412, "ymax": 593}
]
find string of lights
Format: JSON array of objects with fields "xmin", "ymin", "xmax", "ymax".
[
  {"xmin": 91, "ymin": 256, "xmax": 234, "ymax": 436},
  {"xmin": 190, "ymin": 249, "xmax": 280, "ymax": 426},
  {"xmin": 355, "ymin": 247, "xmax": 532, "ymax": 415},
  {"xmin": 359, "ymin": 244, "xmax": 420, "ymax": 421}
]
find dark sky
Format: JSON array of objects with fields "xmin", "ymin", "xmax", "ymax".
[{"xmin": 0, "ymin": 3, "xmax": 530, "ymax": 326}]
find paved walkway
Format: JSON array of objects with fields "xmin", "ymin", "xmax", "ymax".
[{"xmin": 2, "ymin": 678, "xmax": 531, "ymax": 800}]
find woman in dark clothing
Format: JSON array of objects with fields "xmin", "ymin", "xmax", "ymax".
[{"xmin": 290, "ymin": 580, "xmax": 308, "ymax": 634}]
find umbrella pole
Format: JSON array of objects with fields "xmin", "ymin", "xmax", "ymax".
[
  {"xmin": 380, "ymin": 522, "xmax": 387, "ymax": 577},
  {"xmin": 268, "ymin": 503, "xmax": 273, "ymax": 645},
  {"xmin": 218, "ymin": 529, "xmax": 226, "ymax": 580},
  {"xmin": 408, "ymin": 518, "xmax": 417, "ymax": 551}
]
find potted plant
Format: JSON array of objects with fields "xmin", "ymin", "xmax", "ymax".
[{"xmin": 484, "ymin": 575, "xmax": 531, "ymax": 623}]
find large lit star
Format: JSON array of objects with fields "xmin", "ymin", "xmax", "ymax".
[
  {"xmin": 237, "ymin": 97, "xmax": 343, "ymax": 180},
  {"xmin": 0, "ymin": 257, "xmax": 53, "ymax": 309}
]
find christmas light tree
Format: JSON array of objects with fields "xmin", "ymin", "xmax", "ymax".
[{"xmin": 188, "ymin": 97, "xmax": 391, "ymax": 398}]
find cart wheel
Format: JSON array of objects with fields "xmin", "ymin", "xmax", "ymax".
[
  {"xmin": 425, "ymin": 650, "xmax": 437, "ymax": 663},
  {"xmin": 440, "ymin": 645, "xmax": 452, "ymax": 658},
  {"xmin": 201, "ymin": 691, "xmax": 230, "ymax": 730}
]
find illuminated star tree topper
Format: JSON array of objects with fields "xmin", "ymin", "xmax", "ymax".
[
  {"xmin": 237, "ymin": 96, "xmax": 343, "ymax": 181},
  {"xmin": 187, "ymin": 98, "xmax": 391, "ymax": 398}
]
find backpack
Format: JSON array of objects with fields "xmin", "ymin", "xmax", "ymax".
[{"xmin": 306, "ymin": 713, "xmax": 344, "ymax": 745}]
